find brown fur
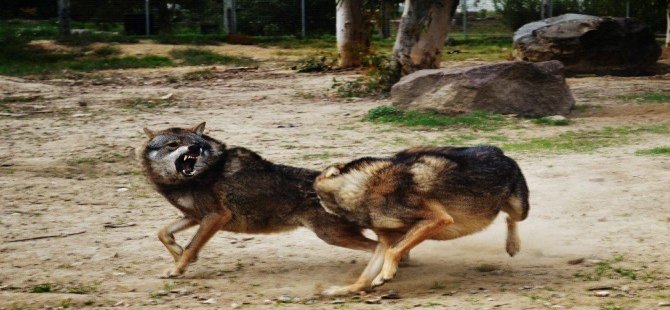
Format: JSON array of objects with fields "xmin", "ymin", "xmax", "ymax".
[
  {"xmin": 315, "ymin": 146, "xmax": 530, "ymax": 295},
  {"xmin": 141, "ymin": 123, "xmax": 376, "ymax": 278}
]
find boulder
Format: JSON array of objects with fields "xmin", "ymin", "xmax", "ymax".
[
  {"xmin": 391, "ymin": 60, "xmax": 574, "ymax": 117},
  {"xmin": 513, "ymin": 14, "xmax": 661, "ymax": 75}
]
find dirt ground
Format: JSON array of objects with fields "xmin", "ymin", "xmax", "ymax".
[{"xmin": 0, "ymin": 59, "xmax": 669, "ymax": 310}]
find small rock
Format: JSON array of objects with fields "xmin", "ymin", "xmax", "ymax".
[
  {"xmin": 202, "ymin": 298, "xmax": 216, "ymax": 304},
  {"xmin": 330, "ymin": 298, "xmax": 346, "ymax": 304},
  {"xmin": 589, "ymin": 178, "xmax": 605, "ymax": 182},
  {"xmin": 594, "ymin": 290, "xmax": 610, "ymax": 297},
  {"xmin": 113, "ymin": 300, "xmax": 127, "ymax": 307},
  {"xmin": 567, "ymin": 258, "xmax": 584, "ymax": 265},
  {"xmin": 658, "ymin": 301, "xmax": 670, "ymax": 307},
  {"xmin": 78, "ymin": 101, "xmax": 88, "ymax": 107},
  {"xmin": 230, "ymin": 302, "xmax": 241, "ymax": 309},
  {"xmin": 546, "ymin": 115, "xmax": 567, "ymax": 121},
  {"xmin": 263, "ymin": 299, "xmax": 272, "ymax": 305},
  {"xmin": 587, "ymin": 285, "xmax": 616, "ymax": 291},
  {"xmin": 364, "ymin": 297, "xmax": 382, "ymax": 304},
  {"xmin": 160, "ymin": 93, "xmax": 174, "ymax": 100},
  {"xmin": 117, "ymin": 187, "xmax": 129, "ymax": 193},
  {"xmin": 154, "ymin": 290, "xmax": 168, "ymax": 297},
  {"xmin": 381, "ymin": 291, "xmax": 401, "ymax": 299},
  {"xmin": 277, "ymin": 295, "xmax": 293, "ymax": 303}
]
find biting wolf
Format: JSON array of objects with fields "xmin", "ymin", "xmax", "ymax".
[
  {"xmin": 141, "ymin": 122, "xmax": 376, "ymax": 278},
  {"xmin": 314, "ymin": 146, "xmax": 530, "ymax": 295}
]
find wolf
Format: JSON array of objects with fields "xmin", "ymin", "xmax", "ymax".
[
  {"xmin": 141, "ymin": 122, "xmax": 376, "ymax": 278},
  {"xmin": 314, "ymin": 146, "xmax": 530, "ymax": 295}
]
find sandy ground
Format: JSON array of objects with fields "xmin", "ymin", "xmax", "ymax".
[{"xmin": 0, "ymin": 63, "xmax": 669, "ymax": 310}]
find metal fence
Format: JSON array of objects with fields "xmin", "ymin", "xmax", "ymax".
[{"xmin": 2, "ymin": 0, "xmax": 668, "ymax": 39}]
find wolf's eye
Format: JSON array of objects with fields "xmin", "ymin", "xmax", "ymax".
[{"xmin": 166, "ymin": 142, "xmax": 179, "ymax": 148}]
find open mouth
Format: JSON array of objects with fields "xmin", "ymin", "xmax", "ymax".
[{"xmin": 176, "ymin": 153, "xmax": 199, "ymax": 177}]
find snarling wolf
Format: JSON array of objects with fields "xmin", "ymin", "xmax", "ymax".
[
  {"xmin": 314, "ymin": 146, "xmax": 530, "ymax": 295},
  {"xmin": 141, "ymin": 122, "xmax": 376, "ymax": 278}
]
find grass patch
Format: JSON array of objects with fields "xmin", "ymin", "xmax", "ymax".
[
  {"xmin": 635, "ymin": 146, "xmax": 670, "ymax": 156},
  {"xmin": 92, "ymin": 45, "xmax": 122, "ymax": 57},
  {"xmin": 503, "ymin": 124, "xmax": 669, "ymax": 153},
  {"xmin": 532, "ymin": 116, "xmax": 571, "ymax": 126},
  {"xmin": 154, "ymin": 34, "xmax": 228, "ymax": 45},
  {"xmin": 169, "ymin": 48, "xmax": 257, "ymax": 66},
  {"xmin": 67, "ymin": 283, "xmax": 98, "ymax": 294},
  {"xmin": 442, "ymin": 37, "xmax": 512, "ymax": 61},
  {"xmin": 182, "ymin": 68, "xmax": 217, "ymax": 81},
  {"xmin": 0, "ymin": 38, "xmax": 172, "ymax": 75},
  {"xmin": 31, "ymin": 283, "xmax": 52, "ymax": 293},
  {"xmin": 618, "ymin": 92, "xmax": 670, "ymax": 104},
  {"xmin": 573, "ymin": 257, "xmax": 644, "ymax": 281},
  {"xmin": 365, "ymin": 106, "xmax": 509, "ymax": 131}
]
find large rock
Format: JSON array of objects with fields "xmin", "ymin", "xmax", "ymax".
[
  {"xmin": 513, "ymin": 14, "xmax": 661, "ymax": 75},
  {"xmin": 391, "ymin": 60, "xmax": 574, "ymax": 117}
]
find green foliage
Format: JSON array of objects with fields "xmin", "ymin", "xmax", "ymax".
[
  {"xmin": 635, "ymin": 146, "xmax": 670, "ymax": 156},
  {"xmin": 31, "ymin": 283, "xmax": 52, "ymax": 293},
  {"xmin": 365, "ymin": 106, "xmax": 509, "ymax": 131},
  {"xmin": 332, "ymin": 52, "xmax": 397, "ymax": 97},
  {"xmin": 169, "ymin": 48, "xmax": 257, "ymax": 66},
  {"xmin": 293, "ymin": 55, "xmax": 335, "ymax": 73}
]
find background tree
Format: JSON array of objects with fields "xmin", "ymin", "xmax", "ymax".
[
  {"xmin": 392, "ymin": 0, "xmax": 460, "ymax": 76},
  {"xmin": 336, "ymin": 0, "xmax": 369, "ymax": 67}
]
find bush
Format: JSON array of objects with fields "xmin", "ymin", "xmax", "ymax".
[{"xmin": 293, "ymin": 55, "xmax": 335, "ymax": 73}]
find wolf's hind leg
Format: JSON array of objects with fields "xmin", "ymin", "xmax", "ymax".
[
  {"xmin": 502, "ymin": 196, "xmax": 524, "ymax": 256},
  {"xmin": 158, "ymin": 218, "xmax": 197, "ymax": 263},
  {"xmin": 505, "ymin": 217, "xmax": 521, "ymax": 256},
  {"xmin": 164, "ymin": 211, "xmax": 231, "ymax": 278},
  {"xmin": 322, "ymin": 241, "xmax": 388, "ymax": 296},
  {"xmin": 376, "ymin": 200, "xmax": 454, "ymax": 284}
]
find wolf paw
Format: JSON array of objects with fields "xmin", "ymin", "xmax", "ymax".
[
  {"xmin": 322, "ymin": 285, "xmax": 358, "ymax": 296},
  {"xmin": 371, "ymin": 274, "xmax": 386, "ymax": 287},
  {"xmin": 506, "ymin": 241, "xmax": 520, "ymax": 257},
  {"xmin": 160, "ymin": 267, "xmax": 184, "ymax": 279}
]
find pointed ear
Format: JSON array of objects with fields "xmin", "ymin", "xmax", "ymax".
[
  {"xmin": 143, "ymin": 127, "xmax": 156, "ymax": 139},
  {"xmin": 192, "ymin": 122, "xmax": 206, "ymax": 136}
]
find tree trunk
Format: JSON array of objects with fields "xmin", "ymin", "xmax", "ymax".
[
  {"xmin": 392, "ymin": 0, "xmax": 459, "ymax": 76},
  {"xmin": 381, "ymin": 1, "xmax": 393, "ymax": 38},
  {"xmin": 666, "ymin": 3, "xmax": 669, "ymax": 47},
  {"xmin": 58, "ymin": 0, "xmax": 71, "ymax": 36},
  {"xmin": 156, "ymin": 0, "xmax": 172, "ymax": 34},
  {"xmin": 336, "ymin": 0, "xmax": 369, "ymax": 68}
]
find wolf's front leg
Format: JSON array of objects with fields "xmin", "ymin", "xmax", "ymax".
[
  {"xmin": 158, "ymin": 218, "xmax": 197, "ymax": 263},
  {"xmin": 164, "ymin": 211, "xmax": 231, "ymax": 278}
]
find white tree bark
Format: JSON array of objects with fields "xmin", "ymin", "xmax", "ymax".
[
  {"xmin": 392, "ymin": 0, "xmax": 458, "ymax": 76},
  {"xmin": 336, "ymin": 0, "xmax": 369, "ymax": 67}
]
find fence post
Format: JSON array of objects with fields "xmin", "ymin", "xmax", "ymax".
[
  {"xmin": 144, "ymin": 0, "xmax": 150, "ymax": 35},
  {"xmin": 462, "ymin": 0, "xmax": 467, "ymax": 39},
  {"xmin": 625, "ymin": 1, "xmax": 630, "ymax": 18},
  {"xmin": 58, "ymin": 0, "xmax": 71, "ymax": 36},
  {"xmin": 301, "ymin": 0, "xmax": 306, "ymax": 37}
]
